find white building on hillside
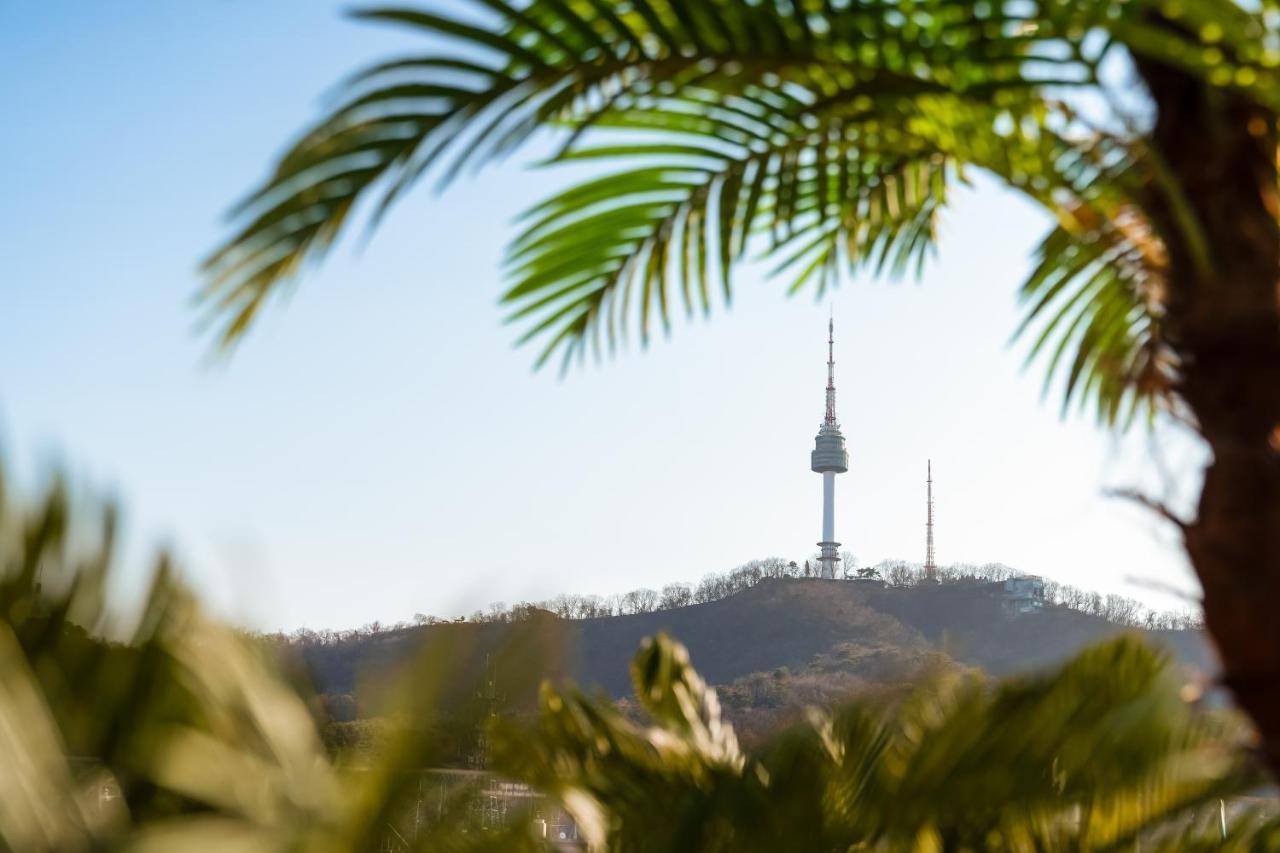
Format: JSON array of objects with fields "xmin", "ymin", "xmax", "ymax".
[{"xmin": 1002, "ymin": 576, "xmax": 1046, "ymax": 616}]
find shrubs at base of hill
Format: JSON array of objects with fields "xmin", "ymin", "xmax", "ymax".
[
  {"xmin": 319, "ymin": 714, "xmax": 486, "ymax": 766},
  {"xmin": 716, "ymin": 642, "xmax": 976, "ymax": 746}
]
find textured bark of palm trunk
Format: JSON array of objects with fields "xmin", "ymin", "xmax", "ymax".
[{"xmin": 1136, "ymin": 53, "xmax": 1280, "ymax": 776}]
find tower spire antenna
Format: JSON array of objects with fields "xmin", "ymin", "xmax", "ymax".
[
  {"xmin": 825, "ymin": 308, "xmax": 837, "ymax": 427},
  {"xmin": 924, "ymin": 460, "xmax": 937, "ymax": 582}
]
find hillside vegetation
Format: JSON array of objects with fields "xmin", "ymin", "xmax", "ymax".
[{"xmin": 276, "ymin": 566, "xmax": 1211, "ymax": 751}]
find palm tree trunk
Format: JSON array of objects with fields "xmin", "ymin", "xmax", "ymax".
[{"xmin": 1136, "ymin": 52, "xmax": 1280, "ymax": 775}]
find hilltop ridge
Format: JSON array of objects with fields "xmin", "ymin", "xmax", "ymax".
[{"xmin": 287, "ymin": 575, "xmax": 1213, "ymax": 748}]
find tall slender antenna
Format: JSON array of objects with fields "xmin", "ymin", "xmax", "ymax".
[
  {"xmin": 924, "ymin": 460, "xmax": 937, "ymax": 581},
  {"xmin": 824, "ymin": 310, "xmax": 837, "ymax": 427}
]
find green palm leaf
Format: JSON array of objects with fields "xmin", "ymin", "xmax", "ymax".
[
  {"xmin": 208, "ymin": 0, "xmax": 1280, "ymax": 417},
  {"xmin": 495, "ymin": 632, "xmax": 1269, "ymax": 851},
  {"xmin": 1015, "ymin": 194, "xmax": 1175, "ymax": 425},
  {"xmin": 0, "ymin": 468, "xmax": 538, "ymax": 852}
]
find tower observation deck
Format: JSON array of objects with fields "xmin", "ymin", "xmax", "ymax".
[{"xmin": 811, "ymin": 317, "xmax": 848, "ymax": 579}]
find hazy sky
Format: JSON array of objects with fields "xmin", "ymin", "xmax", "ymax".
[{"xmin": 1, "ymin": 2, "xmax": 1205, "ymax": 630}]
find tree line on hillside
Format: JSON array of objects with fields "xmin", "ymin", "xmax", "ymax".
[{"xmin": 267, "ymin": 558, "xmax": 1202, "ymax": 649}]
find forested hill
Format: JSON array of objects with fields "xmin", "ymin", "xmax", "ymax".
[{"xmin": 283, "ymin": 576, "xmax": 1213, "ymax": 738}]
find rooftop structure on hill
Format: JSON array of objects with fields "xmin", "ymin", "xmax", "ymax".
[
  {"xmin": 1001, "ymin": 576, "xmax": 1046, "ymax": 616},
  {"xmin": 810, "ymin": 316, "xmax": 849, "ymax": 579}
]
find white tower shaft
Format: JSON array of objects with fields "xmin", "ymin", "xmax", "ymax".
[
  {"xmin": 823, "ymin": 473, "xmax": 835, "ymax": 543},
  {"xmin": 821, "ymin": 472, "xmax": 837, "ymax": 577}
]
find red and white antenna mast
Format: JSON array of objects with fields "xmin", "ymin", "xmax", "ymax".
[
  {"xmin": 924, "ymin": 460, "xmax": 937, "ymax": 581},
  {"xmin": 824, "ymin": 313, "xmax": 837, "ymax": 427}
]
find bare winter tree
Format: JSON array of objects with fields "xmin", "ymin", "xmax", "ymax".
[
  {"xmin": 659, "ymin": 583, "xmax": 693, "ymax": 610},
  {"xmin": 620, "ymin": 588, "xmax": 660, "ymax": 615}
]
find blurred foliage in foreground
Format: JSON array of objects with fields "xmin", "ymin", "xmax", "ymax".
[{"xmin": 2, "ymin": 472, "xmax": 1278, "ymax": 851}]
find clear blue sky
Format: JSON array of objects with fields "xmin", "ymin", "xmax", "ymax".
[{"xmin": 1, "ymin": 2, "xmax": 1204, "ymax": 630}]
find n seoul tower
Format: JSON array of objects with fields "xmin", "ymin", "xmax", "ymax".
[{"xmin": 810, "ymin": 316, "xmax": 849, "ymax": 579}]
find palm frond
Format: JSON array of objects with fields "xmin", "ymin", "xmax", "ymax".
[
  {"xmin": 205, "ymin": 0, "xmax": 1113, "ymax": 350},
  {"xmin": 496, "ymin": 632, "xmax": 1268, "ymax": 851},
  {"xmin": 0, "ymin": 468, "xmax": 536, "ymax": 852},
  {"xmin": 503, "ymin": 124, "xmax": 950, "ymax": 367},
  {"xmin": 205, "ymin": 0, "xmax": 1280, "ymax": 417},
  {"xmin": 1014, "ymin": 191, "xmax": 1175, "ymax": 427}
]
